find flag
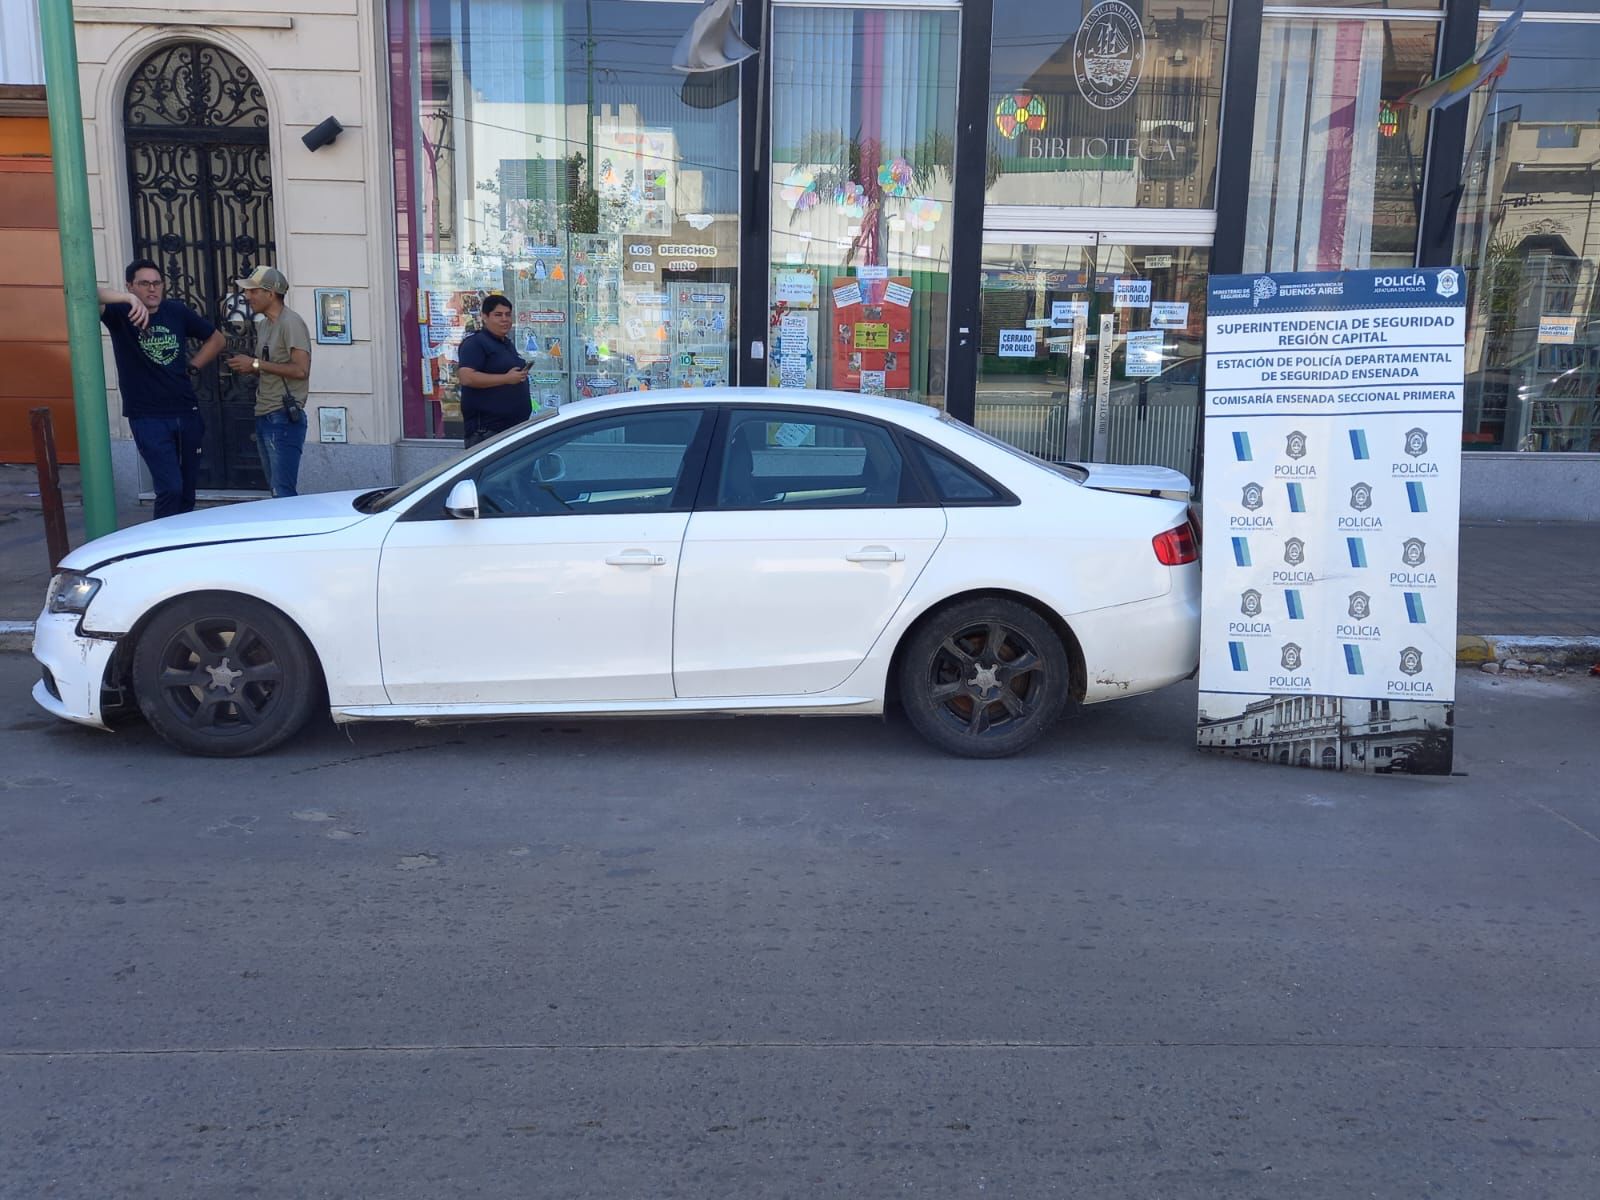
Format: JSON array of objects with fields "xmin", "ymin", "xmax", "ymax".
[
  {"xmin": 671, "ymin": 0, "xmax": 757, "ymax": 73},
  {"xmin": 1397, "ymin": 0, "xmax": 1525, "ymax": 113}
]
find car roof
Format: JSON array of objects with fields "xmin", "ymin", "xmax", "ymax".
[{"xmin": 557, "ymin": 387, "xmax": 946, "ymax": 426}]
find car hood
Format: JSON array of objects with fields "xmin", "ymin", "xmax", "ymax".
[
  {"xmin": 1065, "ymin": 461, "xmax": 1192, "ymax": 501},
  {"xmin": 64, "ymin": 490, "xmax": 375, "ymax": 571}
]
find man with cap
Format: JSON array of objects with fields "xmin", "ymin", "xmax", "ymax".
[
  {"xmin": 227, "ymin": 265, "xmax": 312, "ymax": 497},
  {"xmin": 97, "ymin": 258, "xmax": 227, "ymax": 518}
]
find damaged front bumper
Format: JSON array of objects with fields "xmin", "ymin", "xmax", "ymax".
[{"xmin": 31, "ymin": 611, "xmax": 121, "ymax": 731}]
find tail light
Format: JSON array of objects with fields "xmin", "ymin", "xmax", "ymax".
[{"xmin": 1152, "ymin": 521, "xmax": 1199, "ymax": 566}]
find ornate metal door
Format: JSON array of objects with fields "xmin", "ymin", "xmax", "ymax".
[{"xmin": 125, "ymin": 41, "xmax": 274, "ymax": 490}]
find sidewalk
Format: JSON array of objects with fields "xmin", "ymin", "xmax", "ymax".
[{"xmin": 3, "ymin": 462, "xmax": 1599, "ymax": 658}]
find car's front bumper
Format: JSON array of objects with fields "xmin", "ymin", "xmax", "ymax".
[{"xmin": 31, "ymin": 610, "xmax": 119, "ymax": 731}]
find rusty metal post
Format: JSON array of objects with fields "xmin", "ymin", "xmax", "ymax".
[{"xmin": 30, "ymin": 407, "xmax": 71, "ymax": 570}]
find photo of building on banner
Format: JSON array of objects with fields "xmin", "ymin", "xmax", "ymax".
[{"xmin": 1196, "ymin": 268, "xmax": 1466, "ymax": 775}]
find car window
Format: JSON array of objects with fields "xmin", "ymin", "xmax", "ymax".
[
  {"xmin": 476, "ymin": 409, "xmax": 704, "ymax": 516},
  {"xmin": 908, "ymin": 439, "xmax": 1005, "ymax": 503},
  {"xmin": 373, "ymin": 409, "xmax": 561, "ymax": 513},
  {"xmin": 939, "ymin": 413, "xmax": 1088, "ymax": 482},
  {"xmin": 716, "ymin": 409, "xmax": 905, "ymax": 509}
]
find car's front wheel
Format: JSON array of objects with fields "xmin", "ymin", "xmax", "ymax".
[
  {"xmin": 898, "ymin": 597, "xmax": 1072, "ymax": 759},
  {"xmin": 131, "ymin": 593, "xmax": 320, "ymax": 757}
]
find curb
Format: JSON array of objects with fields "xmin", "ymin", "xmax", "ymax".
[
  {"xmin": 1456, "ymin": 634, "xmax": 1600, "ymax": 667},
  {"xmin": 0, "ymin": 621, "xmax": 33, "ymax": 652}
]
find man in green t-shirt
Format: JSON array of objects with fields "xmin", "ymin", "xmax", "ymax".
[{"xmin": 226, "ymin": 265, "xmax": 313, "ymax": 497}]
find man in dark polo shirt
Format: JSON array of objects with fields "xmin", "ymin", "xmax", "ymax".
[
  {"xmin": 455, "ymin": 294, "xmax": 531, "ymax": 447},
  {"xmin": 98, "ymin": 258, "xmax": 227, "ymax": 518}
]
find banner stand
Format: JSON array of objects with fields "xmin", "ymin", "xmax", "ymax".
[{"xmin": 1196, "ymin": 268, "xmax": 1466, "ymax": 776}]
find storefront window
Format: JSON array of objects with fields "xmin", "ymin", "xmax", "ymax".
[
  {"xmin": 986, "ymin": 0, "xmax": 1229, "ymax": 210},
  {"xmin": 1243, "ymin": 14, "xmax": 1437, "ymax": 272},
  {"xmin": 1456, "ymin": 17, "xmax": 1600, "ymax": 453},
  {"xmin": 975, "ymin": 238, "xmax": 1206, "ymax": 474},
  {"xmin": 766, "ymin": 6, "xmax": 958, "ymax": 409},
  {"xmin": 389, "ymin": 0, "xmax": 742, "ymax": 439}
]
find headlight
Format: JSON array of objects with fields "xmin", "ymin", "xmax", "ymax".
[{"xmin": 45, "ymin": 571, "xmax": 102, "ymax": 615}]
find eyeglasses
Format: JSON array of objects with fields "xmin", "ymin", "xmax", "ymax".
[{"xmin": 131, "ymin": 279, "xmax": 164, "ymax": 288}]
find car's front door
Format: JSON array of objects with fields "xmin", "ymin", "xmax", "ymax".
[
  {"xmin": 377, "ymin": 407, "xmax": 711, "ymax": 705},
  {"xmin": 673, "ymin": 407, "xmax": 946, "ymax": 698}
]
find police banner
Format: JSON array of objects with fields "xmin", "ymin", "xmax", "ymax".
[{"xmin": 1196, "ymin": 268, "xmax": 1465, "ymax": 776}]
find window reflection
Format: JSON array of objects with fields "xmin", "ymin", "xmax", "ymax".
[
  {"xmin": 389, "ymin": 0, "xmax": 740, "ymax": 439},
  {"xmin": 1457, "ymin": 20, "xmax": 1600, "ymax": 453},
  {"xmin": 1244, "ymin": 15, "xmax": 1436, "ymax": 273},
  {"xmin": 766, "ymin": 7, "xmax": 958, "ymax": 409},
  {"xmin": 987, "ymin": 0, "xmax": 1228, "ymax": 210}
]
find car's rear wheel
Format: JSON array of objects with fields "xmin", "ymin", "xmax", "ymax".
[
  {"xmin": 131, "ymin": 593, "xmax": 319, "ymax": 757},
  {"xmin": 898, "ymin": 597, "xmax": 1071, "ymax": 759}
]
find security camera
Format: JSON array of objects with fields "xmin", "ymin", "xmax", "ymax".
[{"xmin": 301, "ymin": 116, "xmax": 344, "ymax": 152}]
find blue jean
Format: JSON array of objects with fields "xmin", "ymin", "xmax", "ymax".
[
  {"xmin": 256, "ymin": 408, "xmax": 307, "ymax": 498},
  {"xmin": 129, "ymin": 411, "xmax": 204, "ymax": 519}
]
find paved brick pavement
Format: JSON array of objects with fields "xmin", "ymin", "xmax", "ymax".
[{"xmin": 1459, "ymin": 521, "xmax": 1600, "ymax": 637}]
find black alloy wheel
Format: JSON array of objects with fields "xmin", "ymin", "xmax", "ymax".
[
  {"xmin": 899, "ymin": 597, "xmax": 1071, "ymax": 758},
  {"xmin": 132, "ymin": 593, "xmax": 319, "ymax": 757}
]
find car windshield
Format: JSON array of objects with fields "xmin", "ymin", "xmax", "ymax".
[
  {"xmin": 939, "ymin": 413, "xmax": 1089, "ymax": 483},
  {"xmin": 365, "ymin": 409, "xmax": 562, "ymax": 514}
]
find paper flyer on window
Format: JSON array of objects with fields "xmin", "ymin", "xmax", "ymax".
[{"xmin": 1196, "ymin": 267, "xmax": 1466, "ymax": 776}]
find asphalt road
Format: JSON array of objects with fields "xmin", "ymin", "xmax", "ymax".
[{"xmin": 2, "ymin": 652, "xmax": 1597, "ymax": 1198}]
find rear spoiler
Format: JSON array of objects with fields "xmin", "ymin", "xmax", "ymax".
[{"xmin": 1061, "ymin": 461, "xmax": 1192, "ymax": 502}]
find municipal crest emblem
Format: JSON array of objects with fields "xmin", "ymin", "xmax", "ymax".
[
  {"xmin": 1399, "ymin": 646, "xmax": 1424, "ymax": 676},
  {"xmin": 1073, "ymin": 1, "xmax": 1145, "ymax": 111},
  {"xmin": 1436, "ymin": 270, "xmax": 1459, "ymax": 299},
  {"xmin": 1401, "ymin": 538, "xmax": 1426, "ymax": 567},
  {"xmin": 1348, "ymin": 591, "xmax": 1371, "ymax": 621},
  {"xmin": 1281, "ymin": 643, "xmax": 1303, "ymax": 671},
  {"xmin": 1350, "ymin": 482, "xmax": 1372, "ymax": 511},
  {"xmin": 1283, "ymin": 537, "xmax": 1306, "ymax": 566},
  {"xmin": 1241, "ymin": 482, "xmax": 1264, "ymax": 511},
  {"xmin": 1240, "ymin": 589, "xmax": 1263, "ymax": 618},
  {"xmin": 1285, "ymin": 430, "xmax": 1307, "ymax": 460},
  {"xmin": 1404, "ymin": 428, "xmax": 1429, "ymax": 457}
]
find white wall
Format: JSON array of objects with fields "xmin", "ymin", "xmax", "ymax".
[{"xmin": 76, "ymin": 0, "xmax": 398, "ymax": 458}]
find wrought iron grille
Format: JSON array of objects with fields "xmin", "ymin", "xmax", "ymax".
[{"xmin": 124, "ymin": 41, "xmax": 274, "ymax": 489}]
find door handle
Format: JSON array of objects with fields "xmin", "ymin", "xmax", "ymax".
[
  {"xmin": 605, "ymin": 551, "xmax": 666, "ymax": 566},
  {"xmin": 845, "ymin": 547, "xmax": 905, "ymax": 563}
]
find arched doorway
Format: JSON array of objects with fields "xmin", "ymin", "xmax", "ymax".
[{"xmin": 124, "ymin": 41, "xmax": 274, "ymax": 490}]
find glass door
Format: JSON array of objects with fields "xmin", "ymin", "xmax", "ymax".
[{"xmin": 977, "ymin": 232, "xmax": 1208, "ymax": 475}]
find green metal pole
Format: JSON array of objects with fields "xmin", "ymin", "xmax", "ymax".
[{"xmin": 39, "ymin": 0, "xmax": 118, "ymax": 539}]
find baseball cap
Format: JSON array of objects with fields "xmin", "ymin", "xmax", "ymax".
[{"xmin": 236, "ymin": 265, "xmax": 289, "ymax": 294}]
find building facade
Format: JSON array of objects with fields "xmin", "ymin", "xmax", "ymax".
[
  {"xmin": 1198, "ymin": 694, "xmax": 1452, "ymax": 773},
  {"xmin": 14, "ymin": 0, "xmax": 1600, "ymax": 516}
]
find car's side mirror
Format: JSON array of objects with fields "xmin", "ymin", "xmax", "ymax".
[
  {"xmin": 444, "ymin": 478, "xmax": 479, "ymax": 519},
  {"xmin": 534, "ymin": 451, "xmax": 565, "ymax": 484}
]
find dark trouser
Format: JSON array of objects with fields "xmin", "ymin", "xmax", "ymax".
[
  {"xmin": 129, "ymin": 411, "xmax": 204, "ymax": 519},
  {"xmin": 462, "ymin": 411, "xmax": 524, "ymax": 449},
  {"xmin": 256, "ymin": 408, "xmax": 308, "ymax": 497}
]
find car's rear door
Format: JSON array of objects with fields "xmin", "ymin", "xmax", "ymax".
[
  {"xmin": 377, "ymin": 406, "xmax": 711, "ymax": 705},
  {"xmin": 672, "ymin": 407, "xmax": 946, "ymax": 698}
]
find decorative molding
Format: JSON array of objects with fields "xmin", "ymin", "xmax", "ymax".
[
  {"xmin": 76, "ymin": 9, "xmax": 294, "ymax": 29},
  {"xmin": 0, "ymin": 85, "xmax": 48, "ymax": 117}
]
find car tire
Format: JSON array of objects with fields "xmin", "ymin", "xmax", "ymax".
[
  {"xmin": 131, "ymin": 593, "xmax": 320, "ymax": 758},
  {"xmin": 897, "ymin": 596, "xmax": 1071, "ymax": 759}
]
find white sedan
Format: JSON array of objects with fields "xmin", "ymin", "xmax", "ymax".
[{"xmin": 32, "ymin": 390, "xmax": 1199, "ymax": 758}]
